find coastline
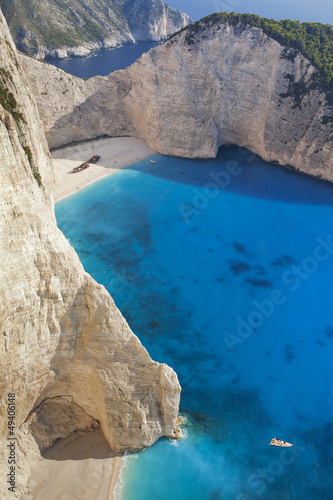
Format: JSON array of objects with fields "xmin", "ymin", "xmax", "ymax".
[
  {"xmin": 52, "ymin": 136, "xmax": 156, "ymax": 202},
  {"xmin": 27, "ymin": 38, "xmax": 133, "ymax": 61},
  {"xmin": 44, "ymin": 135, "xmax": 155, "ymax": 499}
]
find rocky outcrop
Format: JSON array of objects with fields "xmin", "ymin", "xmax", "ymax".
[
  {"xmin": 124, "ymin": 0, "xmax": 191, "ymax": 42},
  {"xmin": 0, "ymin": 0, "xmax": 192, "ymax": 60},
  {"xmin": 21, "ymin": 18, "xmax": 333, "ymax": 181},
  {"xmin": 0, "ymin": 11, "xmax": 180, "ymax": 498}
]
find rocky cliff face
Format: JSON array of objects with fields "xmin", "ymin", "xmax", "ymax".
[
  {"xmin": 124, "ymin": 0, "xmax": 190, "ymax": 41},
  {"xmin": 22, "ymin": 18, "xmax": 333, "ymax": 181},
  {"xmin": 0, "ymin": 0, "xmax": 192, "ymax": 60},
  {"xmin": 0, "ymin": 11, "xmax": 180, "ymax": 498}
]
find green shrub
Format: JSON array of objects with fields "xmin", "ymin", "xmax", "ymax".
[
  {"xmin": 0, "ymin": 68, "xmax": 24, "ymax": 124},
  {"xmin": 169, "ymin": 12, "xmax": 333, "ymax": 105},
  {"xmin": 23, "ymin": 145, "xmax": 43, "ymax": 188}
]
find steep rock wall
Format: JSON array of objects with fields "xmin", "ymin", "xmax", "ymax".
[
  {"xmin": 0, "ymin": 11, "xmax": 180, "ymax": 498},
  {"xmin": 0, "ymin": 0, "xmax": 192, "ymax": 60},
  {"xmin": 22, "ymin": 20, "xmax": 333, "ymax": 181}
]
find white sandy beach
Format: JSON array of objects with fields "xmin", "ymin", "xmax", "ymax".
[
  {"xmin": 52, "ymin": 136, "xmax": 156, "ymax": 202},
  {"xmin": 26, "ymin": 430, "xmax": 123, "ymax": 500}
]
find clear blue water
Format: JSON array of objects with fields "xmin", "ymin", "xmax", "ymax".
[
  {"xmin": 55, "ymin": 147, "xmax": 333, "ymax": 499},
  {"xmin": 47, "ymin": 41, "xmax": 158, "ymax": 79}
]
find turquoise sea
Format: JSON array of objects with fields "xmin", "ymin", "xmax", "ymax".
[{"xmin": 55, "ymin": 147, "xmax": 333, "ymax": 499}]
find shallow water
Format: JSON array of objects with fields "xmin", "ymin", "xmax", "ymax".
[
  {"xmin": 56, "ymin": 147, "xmax": 333, "ymax": 499},
  {"xmin": 47, "ymin": 41, "xmax": 158, "ymax": 78}
]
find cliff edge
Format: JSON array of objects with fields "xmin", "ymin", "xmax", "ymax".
[
  {"xmin": 0, "ymin": 11, "xmax": 180, "ymax": 498},
  {"xmin": 22, "ymin": 15, "xmax": 333, "ymax": 181},
  {"xmin": 0, "ymin": 0, "xmax": 192, "ymax": 60}
]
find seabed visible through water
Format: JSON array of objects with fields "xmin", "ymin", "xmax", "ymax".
[{"xmin": 56, "ymin": 147, "xmax": 333, "ymax": 500}]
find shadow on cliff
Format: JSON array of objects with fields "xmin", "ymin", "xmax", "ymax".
[
  {"xmin": 42, "ymin": 429, "xmax": 122, "ymax": 461},
  {"xmin": 126, "ymin": 145, "xmax": 333, "ymax": 206}
]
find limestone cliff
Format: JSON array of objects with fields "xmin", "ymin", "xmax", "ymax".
[
  {"xmin": 0, "ymin": 0, "xmax": 192, "ymax": 60},
  {"xmin": 22, "ymin": 17, "xmax": 333, "ymax": 181},
  {"xmin": 0, "ymin": 11, "xmax": 180, "ymax": 498}
]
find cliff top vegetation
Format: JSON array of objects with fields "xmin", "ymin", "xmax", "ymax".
[
  {"xmin": 0, "ymin": 0, "xmax": 191, "ymax": 55},
  {"xmin": 170, "ymin": 12, "xmax": 333, "ymax": 104}
]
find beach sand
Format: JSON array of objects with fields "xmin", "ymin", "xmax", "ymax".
[
  {"xmin": 27, "ymin": 430, "xmax": 123, "ymax": 500},
  {"xmin": 52, "ymin": 136, "xmax": 156, "ymax": 202}
]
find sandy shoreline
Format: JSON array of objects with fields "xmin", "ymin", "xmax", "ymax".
[
  {"xmin": 52, "ymin": 136, "xmax": 156, "ymax": 202},
  {"xmin": 27, "ymin": 429, "xmax": 123, "ymax": 500}
]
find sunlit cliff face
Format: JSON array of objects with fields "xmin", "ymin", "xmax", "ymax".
[
  {"xmin": 0, "ymin": 10, "xmax": 180, "ymax": 498},
  {"xmin": 21, "ymin": 21, "xmax": 333, "ymax": 181}
]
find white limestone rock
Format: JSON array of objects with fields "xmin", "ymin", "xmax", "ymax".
[
  {"xmin": 21, "ymin": 20, "xmax": 333, "ymax": 181},
  {"xmin": 0, "ymin": 11, "xmax": 181, "ymax": 498},
  {"xmin": 1, "ymin": 0, "xmax": 192, "ymax": 60}
]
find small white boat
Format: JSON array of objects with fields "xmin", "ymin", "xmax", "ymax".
[
  {"xmin": 269, "ymin": 438, "xmax": 293, "ymax": 447},
  {"xmin": 150, "ymin": 160, "xmax": 157, "ymax": 163}
]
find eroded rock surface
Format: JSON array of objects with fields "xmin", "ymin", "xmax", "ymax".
[
  {"xmin": 0, "ymin": 11, "xmax": 180, "ymax": 498},
  {"xmin": 0, "ymin": 0, "xmax": 192, "ymax": 59},
  {"xmin": 22, "ymin": 20, "xmax": 333, "ymax": 180}
]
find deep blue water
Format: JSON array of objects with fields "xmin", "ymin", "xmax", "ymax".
[
  {"xmin": 55, "ymin": 147, "xmax": 333, "ymax": 499},
  {"xmin": 47, "ymin": 42, "xmax": 158, "ymax": 79}
]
